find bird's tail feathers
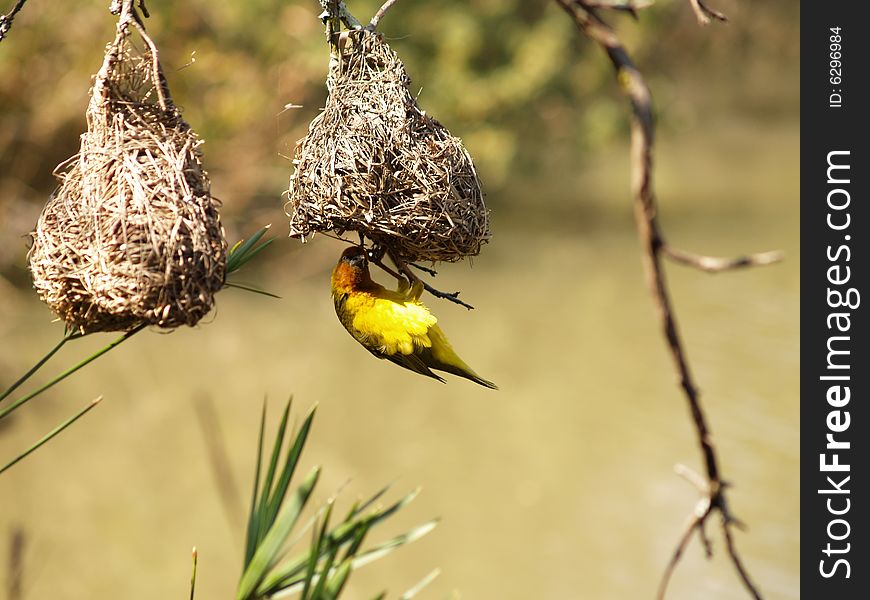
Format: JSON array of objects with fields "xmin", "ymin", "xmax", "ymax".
[{"xmin": 432, "ymin": 359, "xmax": 498, "ymax": 390}]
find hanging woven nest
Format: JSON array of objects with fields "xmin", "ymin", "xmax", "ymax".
[
  {"xmin": 286, "ymin": 29, "xmax": 490, "ymax": 263},
  {"xmin": 28, "ymin": 9, "xmax": 226, "ymax": 334}
]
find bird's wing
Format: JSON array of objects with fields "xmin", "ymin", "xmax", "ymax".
[
  {"xmin": 348, "ymin": 295, "xmax": 437, "ymax": 356},
  {"xmin": 385, "ymin": 352, "xmax": 447, "ymax": 383}
]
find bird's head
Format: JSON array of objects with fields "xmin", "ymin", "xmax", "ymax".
[
  {"xmin": 339, "ymin": 246, "xmax": 368, "ymax": 269},
  {"xmin": 332, "ymin": 245, "xmax": 373, "ymax": 292}
]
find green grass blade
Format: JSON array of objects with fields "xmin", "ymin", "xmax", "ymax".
[
  {"xmin": 0, "ymin": 329, "xmax": 83, "ymax": 404},
  {"xmin": 268, "ymin": 517, "xmax": 432, "ymax": 600},
  {"xmin": 265, "ymin": 493, "xmax": 430, "ymax": 596},
  {"xmin": 230, "ymin": 237, "xmax": 274, "ymax": 273},
  {"xmin": 340, "ymin": 517, "xmax": 370, "ymax": 563},
  {"xmin": 227, "ymin": 225, "xmax": 273, "ymax": 274},
  {"xmin": 308, "ymin": 533, "xmax": 342, "ymax": 599},
  {"xmin": 255, "ymin": 400, "xmax": 292, "ymax": 547},
  {"xmin": 0, "ymin": 324, "xmax": 144, "ymax": 422},
  {"xmin": 328, "ymin": 487, "xmax": 421, "ymax": 545},
  {"xmin": 348, "ymin": 520, "xmax": 438, "ymax": 572},
  {"xmin": 189, "ymin": 547, "xmax": 198, "ymax": 600},
  {"xmin": 237, "ymin": 466, "xmax": 320, "ymax": 600},
  {"xmin": 0, "ymin": 396, "xmax": 102, "ymax": 475},
  {"xmin": 227, "ymin": 227, "xmax": 269, "ymax": 272},
  {"xmin": 224, "ymin": 282, "xmax": 282, "ymax": 299},
  {"xmin": 301, "ymin": 502, "xmax": 337, "ymax": 600},
  {"xmin": 265, "ymin": 404, "xmax": 317, "ymax": 530},
  {"xmin": 302, "ymin": 502, "xmax": 335, "ymax": 600},
  {"xmin": 244, "ymin": 402, "xmax": 268, "ymax": 567},
  {"xmin": 326, "ymin": 524, "xmax": 371, "ymax": 599},
  {"xmin": 260, "ymin": 514, "xmax": 372, "ymax": 592},
  {"xmin": 349, "ymin": 482, "xmax": 394, "ymax": 519},
  {"xmin": 323, "ymin": 558, "xmax": 354, "ymax": 600},
  {"xmin": 399, "ymin": 568, "xmax": 441, "ymax": 599}
]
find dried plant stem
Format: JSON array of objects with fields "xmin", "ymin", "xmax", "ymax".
[
  {"xmin": 688, "ymin": 0, "xmax": 728, "ymax": 26},
  {"xmin": 664, "ymin": 247, "xmax": 783, "ymax": 273},
  {"xmin": 368, "ymin": 0, "xmax": 402, "ymax": 29},
  {"xmin": 553, "ymin": 1, "xmax": 766, "ymax": 598}
]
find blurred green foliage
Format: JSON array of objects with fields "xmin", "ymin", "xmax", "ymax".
[{"xmin": 0, "ymin": 0, "xmax": 798, "ymax": 280}]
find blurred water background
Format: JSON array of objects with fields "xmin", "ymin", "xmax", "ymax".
[{"xmin": 0, "ymin": 1, "xmax": 798, "ymax": 598}]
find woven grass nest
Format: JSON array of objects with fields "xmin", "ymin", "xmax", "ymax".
[
  {"xmin": 28, "ymin": 16, "xmax": 226, "ymax": 334},
  {"xmin": 286, "ymin": 29, "xmax": 490, "ymax": 263}
]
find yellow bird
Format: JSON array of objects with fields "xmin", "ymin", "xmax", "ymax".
[{"xmin": 331, "ymin": 246, "xmax": 497, "ymax": 389}]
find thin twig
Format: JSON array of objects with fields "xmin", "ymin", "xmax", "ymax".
[
  {"xmin": 664, "ymin": 247, "xmax": 783, "ymax": 273},
  {"xmin": 368, "ymin": 0, "xmax": 402, "ymax": 29},
  {"xmin": 584, "ymin": 0, "xmax": 653, "ymax": 19},
  {"xmin": 0, "ymin": 0, "xmax": 28, "ymax": 42},
  {"xmin": 385, "ymin": 248, "xmax": 475, "ymax": 310},
  {"xmin": 320, "ymin": 1, "xmax": 362, "ymax": 38},
  {"xmin": 688, "ymin": 0, "xmax": 728, "ymax": 26},
  {"xmin": 722, "ymin": 515, "xmax": 764, "ymax": 599},
  {"xmin": 110, "ymin": 0, "xmax": 150, "ymax": 18},
  {"xmin": 361, "ymin": 239, "xmax": 475, "ymax": 309},
  {"xmin": 369, "ymin": 255, "xmax": 404, "ymax": 282},
  {"xmin": 657, "ymin": 507, "xmax": 709, "ymax": 600},
  {"xmin": 553, "ymin": 1, "xmax": 763, "ymax": 598},
  {"xmin": 119, "ymin": 1, "xmax": 169, "ymax": 111},
  {"xmin": 409, "ymin": 263, "xmax": 438, "ymax": 277}
]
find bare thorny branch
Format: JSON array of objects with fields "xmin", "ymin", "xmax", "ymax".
[
  {"xmin": 553, "ymin": 1, "xmax": 776, "ymax": 598},
  {"xmin": 688, "ymin": 0, "xmax": 728, "ymax": 26},
  {"xmin": 0, "ymin": 0, "xmax": 28, "ymax": 41},
  {"xmin": 368, "ymin": 0, "xmax": 402, "ymax": 30}
]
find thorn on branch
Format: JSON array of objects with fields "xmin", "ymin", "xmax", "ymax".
[
  {"xmin": 368, "ymin": 0, "xmax": 403, "ymax": 30},
  {"xmin": 688, "ymin": 0, "xmax": 728, "ymax": 26},
  {"xmin": 664, "ymin": 247, "xmax": 784, "ymax": 273}
]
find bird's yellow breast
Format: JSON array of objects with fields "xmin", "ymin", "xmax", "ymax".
[{"xmin": 335, "ymin": 288, "xmax": 437, "ymax": 357}]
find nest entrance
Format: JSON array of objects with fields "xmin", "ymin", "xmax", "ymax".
[
  {"xmin": 286, "ymin": 29, "xmax": 490, "ymax": 263},
  {"xmin": 28, "ymin": 11, "xmax": 226, "ymax": 333}
]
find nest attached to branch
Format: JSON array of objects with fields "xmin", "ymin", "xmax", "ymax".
[
  {"xmin": 286, "ymin": 29, "xmax": 490, "ymax": 263},
  {"xmin": 28, "ymin": 16, "xmax": 226, "ymax": 334}
]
